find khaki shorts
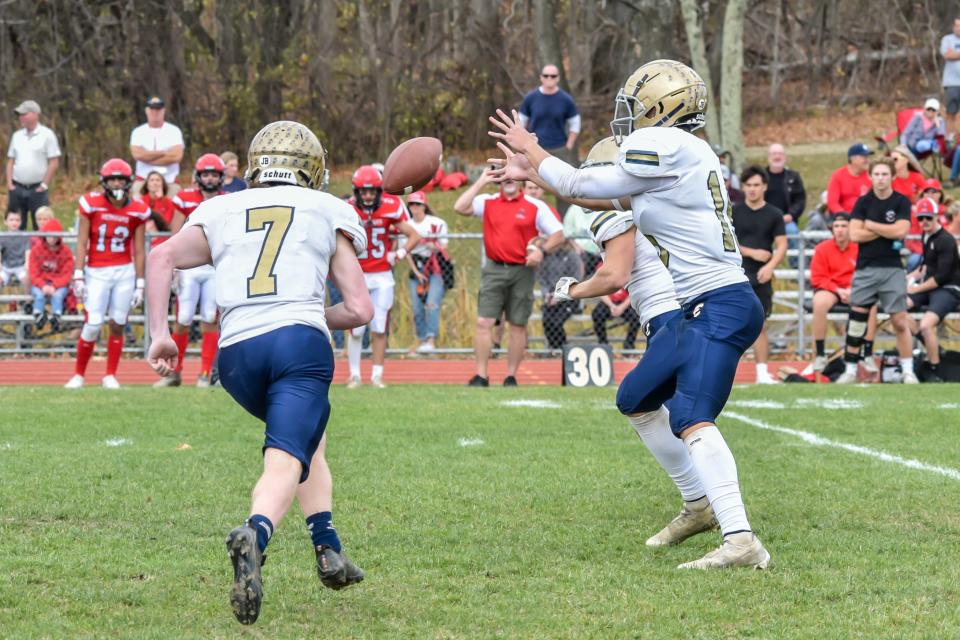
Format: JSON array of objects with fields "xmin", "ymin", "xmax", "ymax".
[
  {"xmin": 477, "ymin": 262, "xmax": 536, "ymax": 326},
  {"xmin": 850, "ymin": 266, "xmax": 908, "ymax": 313}
]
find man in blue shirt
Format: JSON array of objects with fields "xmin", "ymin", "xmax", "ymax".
[{"xmin": 519, "ymin": 64, "xmax": 580, "ymax": 216}]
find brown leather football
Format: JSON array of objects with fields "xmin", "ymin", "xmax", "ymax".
[{"xmin": 382, "ymin": 137, "xmax": 443, "ymax": 195}]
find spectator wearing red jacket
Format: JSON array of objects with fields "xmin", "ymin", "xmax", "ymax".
[
  {"xmin": 826, "ymin": 144, "xmax": 873, "ymax": 213},
  {"xmin": 139, "ymin": 170, "xmax": 175, "ymax": 248},
  {"xmin": 890, "ymin": 145, "xmax": 927, "ymax": 202},
  {"xmin": 808, "ymin": 213, "xmax": 877, "ymax": 371},
  {"xmin": 28, "ymin": 218, "xmax": 74, "ymax": 330}
]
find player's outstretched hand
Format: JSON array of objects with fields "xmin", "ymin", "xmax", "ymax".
[
  {"xmin": 148, "ymin": 336, "xmax": 179, "ymax": 377},
  {"xmin": 487, "ymin": 143, "xmax": 533, "ymax": 183},
  {"xmin": 488, "ymin": 109, "xmax": 538, "ymax": 154}
]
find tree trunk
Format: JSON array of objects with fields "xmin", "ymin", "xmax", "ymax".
[
  {"xmin": 719, "ymin": 0, "xmax": 746, "ymax": 169},
  {"xmin": 534, "ymin": 0, "xmax": 564, "ymax": 87},
  {"xmin": 680, "ymin": 0, "xmax": 720, "ymax": 143}
]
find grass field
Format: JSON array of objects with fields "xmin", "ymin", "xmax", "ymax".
[{"xmin": 3, "ymin": 383, "xmax": 960, "ymax": 639}]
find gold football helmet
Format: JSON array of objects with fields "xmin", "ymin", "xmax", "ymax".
[
  {"xmin": 580, "ymin": 136, "xmax": 620, "ymax": 169},
  {"xmin": 610, "ymin": 60, "xmax": 708, "ymax": 143},
  {"xmin": 246, "ymin": 120, "xmax": 329, "ymax": 190}
]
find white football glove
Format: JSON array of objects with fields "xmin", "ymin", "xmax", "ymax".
[
  {"xmin": 130, "ymin": 278, "xmax": 145, "ymax": 309},
  {"xmin": 72, "ymin": 269, "xmax": 86, "ymax": 300},
  {"xmin": 387, "ymin": 247, "xmax": 408, "ymax": 266},
  {"xmin": 553, "ymin": 277, "xmax": 579, "ymax": 302}
]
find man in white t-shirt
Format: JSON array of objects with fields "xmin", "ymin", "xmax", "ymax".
[
  {"xmin": 129, "ymin": 96, "xmax": 185, "ymax": 197},
  {"xmin": 6, "ymin": 100, "xmax": 61, "ymax": 230}
]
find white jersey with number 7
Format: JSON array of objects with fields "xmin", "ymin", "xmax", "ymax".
[
  {"xmin": 539, "ymin": 126, "xmax": 746, "ymax": 303},
  {"xmin": 182, "ymin": 185, "xmax": 366, "ymax": 348}
]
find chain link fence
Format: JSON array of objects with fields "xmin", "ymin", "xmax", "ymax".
[{"xmin": 2, "ymin": 230, "xmax": 958, "ymax": 358}]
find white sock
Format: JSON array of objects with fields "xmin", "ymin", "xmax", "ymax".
[
  {"xmin": 683, "ymin": 426, "xmax": 751, "ymax": 536},
  {"xmin": 901, "ymin": 357, "xmax": 914, "ymax": 374},
  {"xmin": 756, "ymin": 363, "xmax": 769, "ymax": 377},
  {"xmin": 629, "ymin": 408, "xmax": 704, "ymax": 502},
  {"xmin": 844, "ymin": 361, "xmax": 858, "ymax": 375},
  {"xmin": 347, "ymin": 334, "xmax": 362, "ymax": 378},
  {"xmin": 372, "ymin": 364, "xmax": 384, "ymax": 380}
]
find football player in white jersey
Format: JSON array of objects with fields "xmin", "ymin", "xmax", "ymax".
[
  {"xmin": 489, "ymin": 60, "xmax": 770, "ymax": 570},
  {"xmin": 553, "ymin": 138, "xmax": 718, "ymax": 548},
  {"xmin": 145, "ymin": 121, "xmax": 373, "ymax": 624}
]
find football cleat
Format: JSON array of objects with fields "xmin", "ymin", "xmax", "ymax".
[
  {"xmin": 834, "ymin": 370, "xmax": 858, "ymax": 384},
  {"xmin": 645, "ymin": 497, "xmax": 718, "ymax": 547},
  {"xmin": 370, "ymin": 376, "xmax": 387, "ymax": 389},
  {"xmin": 64, "ymin": 374, "xmax": 85, "ymax": 389},
  {"xmin": 902, "ymin": 370, "xmax": 919, "ymax": 384},
  {"xmin": 346, "ymin": 376, "xmax": 362, "ymax": 389},
  {"xmin": 861, "ymin": 356, "xmax": 879, "ymax": 374},
  {"xmin": 315, "ymin": 545, "xmax": 365, "ymax": 591},
  {"xmin": 755, "ymin": 371, "xmax": 778, "ymax": 385},
  {"xmin": 502, "ymin": 375, "xmax": 518, "ymax": 387},
  {"xmin": 677, "ymin": 532, "xmax": 770, "ymax": 570},
  {"xmin": 101, "ymin": 375, "xmax": 121, "ymax": 390},
  {"xmin": 811, "ymin": 355, "xmax": 828, "ymax": 372},
  {"xmin": 226, "ymin": 525, "xmax": 263, "ymax": 625},
  {"xmin": 153, "ymin": 372, "xmax": 182, "ymax": 388},
  {"xmin": 196, "ymin": 374, "xmax": 211, "ymax": 389}
]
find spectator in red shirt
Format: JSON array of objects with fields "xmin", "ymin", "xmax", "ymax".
[
  {"xmin": 826, "ymin": 143, "xmax": 873, "ymax": 214},
  {"xmin": 139, "ymin": 171, "xmax": 175, "ymax": 247},
  {"xmin": 890, "ymin": 145, "xmax": 927, "ymax": 202},
  {"xmin": 454, "ymin": 168, "xmax": 564, "ymax": 386},
  {"xmin": 591, "ymin": 285, "xmax": 641, "ymax": 350},
  {"xmin": 28, "ymin": 218, "xmax": 73, "ymax": 330},
  {"xmin": 808, "ymin": 213, "xmax": 877, "ymax": 371}
]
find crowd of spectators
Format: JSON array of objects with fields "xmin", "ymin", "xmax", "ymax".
[{"xmin": 4, "ymin": 39, "xmax": 960, "ymax": 386}]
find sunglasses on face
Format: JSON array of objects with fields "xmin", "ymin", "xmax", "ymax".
[
  {"xmin": 541, "ymin": 74, "xmax": 558, "ymax": 78},
  {"xmin": 917, "ymin": 216, "xmax": 935, "ymax": 222}
]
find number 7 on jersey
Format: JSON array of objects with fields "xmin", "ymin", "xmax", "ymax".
[{"xmin": 246, "ymin": 206, "xmax": 294, "ymax": 298}]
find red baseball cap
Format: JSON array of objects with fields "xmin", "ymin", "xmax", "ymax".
[
  {"xmin": 41, "ymin": 218, "xmax": 63, "ymax": 232},
  {"xmin": 915, "ymin": 198, "xmax": 937, "ymax": 217},
  {"xmin": 923, "ymin": 178, "xmax": 943, "ymax": 194},
  {"xmin": 407, "ymin": 191, "xmax": 427, "ymax": 205}
]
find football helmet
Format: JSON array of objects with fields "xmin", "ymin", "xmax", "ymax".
[
  {"xmin": 245, "ymin": 121, "xmax": 328, "ymax": 190},
  {"xmin": 580, "ymin": 136, "xmax": 620, "ymax": 169},
  {"xmin": 194, "ymin": 153, "xmax": 225, "ymax": 193},
  {"xmin": 352, "ymin": 165, "xmax": 383, "ymax": 210},
  {"xmin": 610, "ymin": 59, "xmax": 708, "ymax": 143},
  {"xmin": 99, "ymin": 158, "xmax": 133, "ymax": 201}
]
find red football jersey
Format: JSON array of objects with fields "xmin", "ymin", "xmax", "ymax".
[
  {"xmin": 349, "ymin": 194, "xmax": 410, "ymax": 273},
  {"xmin": 78, "ymin": 192, "xmax": 151, "ymax": 267},
  {"xmin": 172, "ymin": 187, "xmax": 222, "ymax": 219}
]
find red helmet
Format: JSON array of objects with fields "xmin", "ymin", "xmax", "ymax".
[
  {"xmin": 194, "ymin": 153, "xmax": 225, "ymax": 193},
  {"xmin": 352, "ymin": 165, "xmax": 383, "ymax": 210},
  {"xmin": 99, "ymin": 158, "xmax": 133, "ymax": 201},
  {"xmin": 352, "ymin": 165, "xmax": 383, "ymax": 189}
]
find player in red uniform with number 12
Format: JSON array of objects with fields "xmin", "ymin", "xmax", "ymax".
[{"xmin": 65, "ymin": 159, "xmax": 150, "ymax": 389}]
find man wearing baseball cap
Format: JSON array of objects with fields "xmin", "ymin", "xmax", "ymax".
[
  {"xmin": 826, "ymin": 143, "xmax": 873, "ymax": 214},
  {"xmin": 902, "ymin": 98, "xmax": 947, "ymax": 157},
  {"xmin": 906, "ymin": 199, "xmax": 960, "ymax": 382},
  {"xmin": 129, "ymin": 95, "xmax": 185, "ymax": 197},
  {"xmin": 5, "ymin": 100, "xmax": 61, "ymax": 230}
]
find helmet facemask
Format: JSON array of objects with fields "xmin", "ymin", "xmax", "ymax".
[
  {"xmin": 197, "ymin": 170, "xmax": 224, "ymax": 193},
  {"xmin": 102, "ymin": 176, "xmax": 131, "ymax": 203},
  {"xmin": 610, "ymin": 89, "xmax": 642, "ymax": 144}
]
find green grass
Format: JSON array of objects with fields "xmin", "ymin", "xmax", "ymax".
[{"xmin": 2, "ymin": 383, "xmax": 959, "ymax": 638}]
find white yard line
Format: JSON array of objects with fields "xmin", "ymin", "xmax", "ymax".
[
  {"xmin": 104, "ymin": 438, "xmax": 132, "ymax": 447},
  {"xmin": 725, "ymin": 411, "xmax": 960, "ymax": 482},
  {"xmin": 458, "ymin": 438, "xmax": 484, "ymax": 447},
  {"xmin": 500, "ymin": 399, "xmax": 562, "ymax": 409}
]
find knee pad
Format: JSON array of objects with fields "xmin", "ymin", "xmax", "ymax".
[
  {"xmin": 846, "ymin": 309, "xmax": 869, "ymax": 345},
  {"xmin": 81, "ymin": 322, "xmax": 102, "ymax": 342},
  {"xmin": 350, "ymin": 325, "xmax": 366, "ymax": 340}
]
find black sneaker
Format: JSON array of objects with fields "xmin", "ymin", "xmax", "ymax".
[
  {"xmin": 49, "ymin": 314, "xmax": 61, "ymax": 332},
  {"xmin": 503, "ymin": 375, "xmax": 518, "ymax": 387},
  {"xmin": 467, "ymin": 375, "xmax": 489, "ymax": 387},
  {"xmin": 34, "ymin": 312, "xmax": 47, "ymax": 330},
  {"xmin": 316, "ymin": 545, "xmax": 365, "ymax": 590},
  {"xmin": 225, "ymin": 525, "xmax": 263, "ymax": 625}
]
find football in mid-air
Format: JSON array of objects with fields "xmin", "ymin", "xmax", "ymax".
[{"xmin": 382, "ymin": 137, "xmax": 443, "ymax": 195}]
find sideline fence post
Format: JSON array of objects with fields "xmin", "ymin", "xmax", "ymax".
[{"xmin": 796, "ymin": 232, "xmax": 806, "ymax": 359}]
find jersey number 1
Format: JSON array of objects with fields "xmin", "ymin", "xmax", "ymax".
[
  {"xmin": 246, "ymin": 206, "xmax": 294, "ymax": 298},
  {"xmin": 707, "ymin": 171, "xmax": 737, "ymax": 252}
]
